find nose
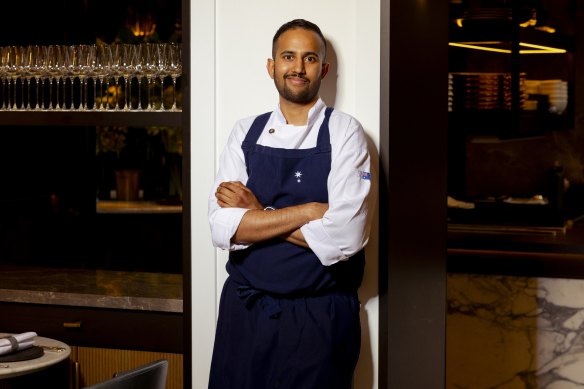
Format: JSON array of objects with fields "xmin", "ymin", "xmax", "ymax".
[{"xmin": 292, "ymin": 57, "xmax": 305, "ymax": 74}]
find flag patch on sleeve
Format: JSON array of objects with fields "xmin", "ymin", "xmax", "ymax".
[{"xmin": 358, "ymin": 171, "xmax": 371, "ymax": 180}]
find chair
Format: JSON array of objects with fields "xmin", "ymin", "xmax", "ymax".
[{"xmin": 81, "ymin": 359, "xmax": 168, "ymax": 389}]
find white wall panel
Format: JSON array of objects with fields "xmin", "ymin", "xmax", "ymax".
[{"xmin": 192, "ymin": 1, "xmax": 380, "ymax": 387}]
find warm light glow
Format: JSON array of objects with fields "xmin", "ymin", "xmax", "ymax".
[
  {"xmin": 535, "ymin": 26, "xmax": 556, "ymax": 34},
  {"xmin": 449, "ymin": 41, "xmax": 566, "ymax": 54},
  {"xmin": 519, "ymin": 16, "xmax": 537, "ymax": 28},
  {"xmin": 449, "ymin": 42, "xmax": 510, "ymax": 53},
  {"xmin": 129, "ymin": 15, "xmax": 157, "ymax": 38},
  {"xmin": 518, "ymin": 42, "xmax": 566, "ymax": 54}
]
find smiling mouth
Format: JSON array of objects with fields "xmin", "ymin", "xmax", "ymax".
[{"xmin": 285, "ymin": 75, "xmax": 309, "ymax": 85}]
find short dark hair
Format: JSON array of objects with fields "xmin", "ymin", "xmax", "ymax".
[{"xmin": 272, "ymin": 19, "xmax": 327, "ymax": 59}]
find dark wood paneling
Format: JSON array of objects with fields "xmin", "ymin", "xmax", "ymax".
[
  {"xmin": 0, "ymin": 303, "xmax": 183, "ymax": 353},
  {"xmin": 381, "ymin": 0, "xmax": 448, "ymax": 387}
]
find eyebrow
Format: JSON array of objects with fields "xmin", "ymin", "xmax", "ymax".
[{"xmin": 279, "ymin": 50, "xmax": 321, "ymax": 58}]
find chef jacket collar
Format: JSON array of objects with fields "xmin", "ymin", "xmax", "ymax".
[{"xmin": 274, "ymin": 98, "xmax": 326, "ymax": 130}]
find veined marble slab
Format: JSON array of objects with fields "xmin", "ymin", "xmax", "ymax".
[
  {"xmin": 0, "ymin": 266, "xmax": 183, "ymax": 313},
  {"xmin": 0, "ymin": 289, "xmax": 182, "ymax": 313},
  {"xmin": 448, "ymin": 274, "xmax": 584, "ymax": 388}
]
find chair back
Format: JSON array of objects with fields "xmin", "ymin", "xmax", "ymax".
[{"xmin": 82, "ymin": 359, "xmax": 168, "ymax": 389}]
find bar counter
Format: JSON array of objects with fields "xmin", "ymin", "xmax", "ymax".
[
  {"xmin": 448, "ymin": 221, "xmax": 584, "ymax": 278},
  {"xmin": 0, "ymin": 266, "xmax": 182, "ymax": 313}
]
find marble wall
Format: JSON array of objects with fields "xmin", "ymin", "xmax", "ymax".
[{"xmin": 448, "ymin": 273, "xmax": 584, "ymax": 388}]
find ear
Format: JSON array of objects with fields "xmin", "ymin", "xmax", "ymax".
[
  {"xmin": 320, "ymin": 62, "xmax": 330, "ymax": 79},
  {"xmin": 267, "ymin": 58, "xmax": 275, "ymax": 80}
]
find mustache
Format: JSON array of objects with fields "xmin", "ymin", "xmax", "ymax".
[{"xmin": 284, "ymin": 73, "xmax": 309, "ymax": 81}]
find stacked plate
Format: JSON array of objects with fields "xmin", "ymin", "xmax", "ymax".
[
  {"xmin": 448, "ymin": 75, "xmax": 453, "ymax": 112},
  {"xmin": 448, "ymin": 72, "xmax": 526, "ymax": 112},
  {"xmin": 458, "ymin": 7, "xmax": 533, "ymax": 26},
  {"xmin": 461, "ymin": 8, "xmax": 512, "ymax": 22},
  {"xmin": 540, "ymin": 80, "xmax": 568, "ymax": 114},
  {"xmin": 524, "ymin": 79, "xmax": 568, "ymax": 114}
]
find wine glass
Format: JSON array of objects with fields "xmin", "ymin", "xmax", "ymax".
[
  {"xmin": 4, "ymin": 46, "xmax": 19, "ymax": 110},
  {"xmin": 164, "ymin": 43, "xmax": 182, "ymax": 111},
  {"xmin": 155, "ymin": 43, "xmax": 169, "ymax": 110},
  {"xmin": 110, "ymin": 44, "xmax": 127, "ymax": 110},
  {"xmin": 46, "ymin": 45, "xmax": 67, "ymax": 110},
  {"xmin": 117, "ymin": 44, "xmax": 138, "ymax": 111},
  {"xmin": 139, "ymin": 43, "xmax": 164, "ymax": 110},
  {"xmin": 131, "ymin": 44, "xmax": 144, "ymax": 110},
  {"xmin": 95, "ymin": 44, "xmax": 113, "ymax": 110},
  {"xmin": 80, "ymin": 44, "xmax": 97, "ymax": 110},
  {"xmin": 0, "ymin": 47, "xmax": 8, "ymax": 110},
  {"xmin": 22, "ymin": 45, "xmax": 45, "ymax": 110},
  {"xmin": 17, "ymin": 46, "xmax": 30, "ymax": 109},
  {"xmin": 68, "ymin": 45, "xmax": 82, "ymax": 109},
  {"xmin": 69, "ymin": 45, "xmax": 95, "ymax": 110},
  {"xmin": 39, "ymin": 46, "xmax": 54, "ymax": 110}
]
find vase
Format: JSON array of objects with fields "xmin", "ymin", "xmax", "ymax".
[{"xmin": 114, "ymin": 169, "xmax": 141, "ymax": 201}]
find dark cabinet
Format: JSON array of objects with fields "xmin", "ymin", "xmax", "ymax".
[
  {"xmin": 448, "ymin": 2, "xmax": 574, "ymax": 139},
  {"xmin": 447, "ymin": 1, "xmax": 581, "ymax": 218},
  {"xmin": 0, "ymin": 1, "xmax": 188, "ymax": 387},
  {"xmin": 0, "ymin": 0, "xmax": 185, "ymax": 274}
]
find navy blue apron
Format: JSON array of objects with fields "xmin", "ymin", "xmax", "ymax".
[{"xmin": 209, "ymin": 108, "xmax": 365, "ymax": 389}]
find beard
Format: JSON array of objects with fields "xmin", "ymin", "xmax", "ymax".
[{"xmin": 274, "ymin": 72, "xmax": 321, "ymax": 104}]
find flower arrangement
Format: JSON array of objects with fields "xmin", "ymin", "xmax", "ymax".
[{"xmin": 96, "ymin": 126, "xmax": 128, "ymax": 156}]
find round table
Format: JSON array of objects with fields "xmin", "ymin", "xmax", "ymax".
[{"xmin": 0, "ymin": 334, "xmax": 71, "ymax": 379}]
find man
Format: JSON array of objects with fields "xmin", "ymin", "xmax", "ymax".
[{"xmin": 208, "ymin": 19, "xmax": 371, "ymax": 389}]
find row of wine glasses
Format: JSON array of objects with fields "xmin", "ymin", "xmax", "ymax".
[{"xmin": 0, "ymin": 43, "xmax": 182, "ymax": 111}]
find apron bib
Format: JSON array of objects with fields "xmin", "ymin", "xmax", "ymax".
[{"xmin": 227, "ymin": 108, "xmax": 364, "ymax": 295}]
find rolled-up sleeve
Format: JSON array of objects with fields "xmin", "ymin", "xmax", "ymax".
[
  {"xmin": 208, "ymin": 121, "xmax": 253, "ymax": 251},
  {"xmin": 301, "ymin": 116, "xmax": 371, "ymax": 266},
  {"xmin": 209, "ymin": 203, "xmax": 250, "ymax": 250}
]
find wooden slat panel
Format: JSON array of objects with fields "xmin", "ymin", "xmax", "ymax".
[{"xmin": 75, "ymin": 347, "xmax": 183, "ymax": 389}]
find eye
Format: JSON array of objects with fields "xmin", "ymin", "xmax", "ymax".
[
  {"xmin": 304, "ymin": 55, "xmax": 318, "ymax": 63},
  {"xmin": 283, "ymin": 54, "xmax": 294, "ymax": 61}
]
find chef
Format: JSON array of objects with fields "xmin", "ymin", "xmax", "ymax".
[{"xmin": 208, "ymin": 18, "xmax": 372, "ymax": 389}]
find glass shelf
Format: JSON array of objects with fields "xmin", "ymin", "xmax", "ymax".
[
  {"xmin": 0, "ymin": 111, "xmax": 182, "ymax": 127},
  {"xmin": 96, "ymin": 200, "xmax": 182, "ymax": 214}
]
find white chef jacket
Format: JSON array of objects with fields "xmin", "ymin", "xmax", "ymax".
[{"xmin": 208, "ymin": 98, "xmax": 371, "ymax": 266}]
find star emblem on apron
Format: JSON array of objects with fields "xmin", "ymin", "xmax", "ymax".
[{"xmin": 294, "ymin": 171, "xmax": 302, "ymax": 183}]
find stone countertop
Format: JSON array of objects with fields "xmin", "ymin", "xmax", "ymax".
[
  {"xmin": 448, "ymin": 221, "xmax": 584, "ymax": 253},
  {"xmin": 448, "ymin": 221, "xmax": 584, "ymax": 278},
  {"xmin": 0, "ymin": 266, "xmax": 183, "ymax": 313},
  {"xmin": 96, "ymin": 200, "xmax": 182, "ymax": 214}
]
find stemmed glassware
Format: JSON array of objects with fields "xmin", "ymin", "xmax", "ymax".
[
  {"xmin": 68, "ymin": 45, "xmax": 82, "ymax": 109},
  {"xmin": 132, "ymin": 44, "xmax": 144, "ymax": 110},
  {"xmin": 138, "ymin": 43, "xmax": 153, "ymax": 110},
  {"xmin": 4, "ymin": 46, "xmax": 19, "ymax": 110},
  {"xmin": 80, "ymin": 45, "xmax": 97, "ymax": 110},
  {"xmin": 39, "ymin": 46, "xmax": 53, "ymax": 110},
  {"xmin": 95, "ymin": 44, "xmax": 114, "ymax": 110},
  {"xmin": 46, "ymin": 45, "xmax": 67, "ymax": 110},
  {"xmin": 110, "ymin": 44, "xmax": 127, "ymax": 110},
  {"xmin": 153, "ymin": 43, "xmax": 168, "ymax": 110},
  {"xmin": 18, "ymin": 46, "xmax": 32, "ymax": 109},
  {"xmin": 0, "ymin": 42, "xmax": 182, "ymax": 111},
  {"xmin": 164, "ymin": 43, "xmax": 182, "ymax": 111},
  {"xmin": 139, "ymin": 43, "xmax": 165, "ymax": 111},
  {"xmin": 27, "ymin": 45, "xmax": 45, "ymax": 110},
  {"xmin": 0, "ymin": 47, "xmax": 8, "ymax": 109},
  {"xmin": 70, "ymin": 45, "xmax": 96, "ymax": 110},
  {"xmin": 117, "ymin": 44, "xmax": 138, "ymax": 111}
]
